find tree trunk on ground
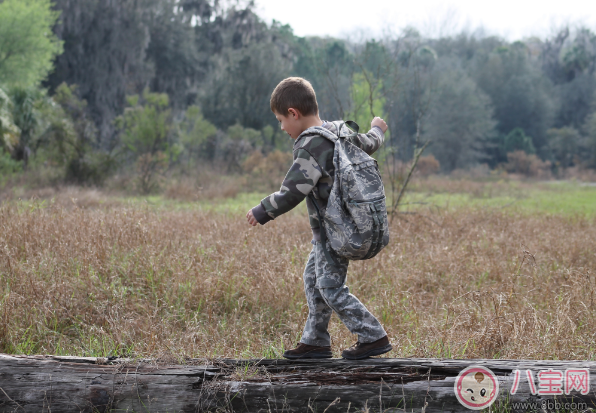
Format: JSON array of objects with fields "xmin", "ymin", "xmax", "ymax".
[{"xmin": 0, "ymin": 354, "xmax": 594, "ymax": 412}]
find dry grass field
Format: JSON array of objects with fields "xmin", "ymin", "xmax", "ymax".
[{"xmin": 1, "ymin": 179, "xmax": 596, "ymax": 361}]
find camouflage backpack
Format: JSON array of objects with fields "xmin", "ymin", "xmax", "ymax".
[{"xmin": 308, "ymin": 120, "xmax": 389, "ymax": 263}]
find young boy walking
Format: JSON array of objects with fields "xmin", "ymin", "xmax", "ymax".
[{"xmin": 246, "ymin": 77, "xmax": 392, "ymax": 360}]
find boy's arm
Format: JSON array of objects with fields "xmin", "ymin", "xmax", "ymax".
[
  {"xmin": 250, "ymin": 148, "xmax": 322, "ymax": 225},
  {"xmin": 349, "ymin": 117, "xmax": 388, "ymax": 155}
]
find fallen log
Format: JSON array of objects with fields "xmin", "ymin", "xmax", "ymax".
[{"xmin": 0, "ymin": 354, "xmax": 595, "ymax": 412}]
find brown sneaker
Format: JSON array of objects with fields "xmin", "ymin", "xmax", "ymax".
[
  {"xmin": 341, "ymin": 336, "xmax": 392, "ymax": 360},
  {"xmin": 283, "ymin": 343, "xmax": 332, "ymax": 359}
]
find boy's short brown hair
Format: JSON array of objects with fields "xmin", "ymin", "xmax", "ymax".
[{"xmin": 270, "ymin": 77, "xmax": 318, "ymax": 116}]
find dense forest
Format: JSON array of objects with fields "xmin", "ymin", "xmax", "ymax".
[{"xmin": 1, "ymin": 0, "xmax": 596, "ymax": 191}]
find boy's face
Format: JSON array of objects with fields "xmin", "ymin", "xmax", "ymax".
[{"xmin": 274, "ymin": 109, "xmax": 303, "ymax": 140}]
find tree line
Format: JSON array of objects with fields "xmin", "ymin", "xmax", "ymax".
[{"xmin": 1, "ymin": 0, "xmax": 596, "ymax": 190}]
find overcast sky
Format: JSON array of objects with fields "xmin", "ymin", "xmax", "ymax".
[{"xmin": 254, "ymin": 0, "xmax": 596, "ymax": 40}]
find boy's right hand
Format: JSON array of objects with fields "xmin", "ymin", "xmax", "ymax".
[
  {"xmin": 246, "ymin": 209, "xmax": 258, "ymax": 226},
  {"xmin": 371, "ymin": 117, "xmax": 388, "ymax": 133}
]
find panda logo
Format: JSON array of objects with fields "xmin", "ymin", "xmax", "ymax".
[{"xmin": 455, "ymin": 366, "xmax": 499, "ymax": 410}]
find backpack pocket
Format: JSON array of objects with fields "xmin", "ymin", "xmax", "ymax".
[
  {"xmin": 345, "ymin": 196, "xmax": 388, "ymax": 259},
  {"xmin": 347, "ymin": 160, "xmax": 386, "ymax": 201}
]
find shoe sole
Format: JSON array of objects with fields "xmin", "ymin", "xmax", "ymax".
[
  {"xmin": 282, "ymin": 352, "xmax": 333, "ymax": 360},
  {"xmin": 341, "ymin": 344, "xmax": 393, "ymax": 360}
]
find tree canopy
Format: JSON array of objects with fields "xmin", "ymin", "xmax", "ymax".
[
  {"xmin": 1, "ymin": 0, "xmax": 596, "ymax": 184},
  {"xmin": 0, "ymin": 0, "xmax": 63, "ymax": 87}
]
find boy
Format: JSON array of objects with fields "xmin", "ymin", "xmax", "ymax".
[{"xmin": 246, "ymin": 77, "xmax": 391, "ymax": 360}]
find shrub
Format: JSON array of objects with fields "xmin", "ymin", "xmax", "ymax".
[
  {"xmin": 415, "ymin": 155, "xmax": 440, "ymax": 177},
  {"xmin": 178, "ymin": 105, "xmax": 217, "ymax": 166},
  {"xmin": 36, "ymin": 83, "xmax": 114, "ymax": 186},
  {"xmin": 136, "ymin": 152, "xmax": 168, "ymax": 194},
  {"xmin": 546, "ymin": 127, "xmax": 581, "ymax": 168},
  {"xmin": 504, "ymin": 128, "xmax": 535, "ymax": 154},
  {"xmin": 0, "ymin": 147, "xmax": 22, "ymax": 184},
  {"xmin": 242, "ymin": 150, "xmax": 264, "ymax": 174},
  {"xmin": 116, "ymin": 90, "xmax": 174, "ymax": 194},
  {"xmin": 242, "ymin": 149, "xmax": 292, "ymax": 176},
  {"xmin": 65, "ymin": 152, "xmax": 116, "ymax": 186},
  {"xmin": 241, "ymin": 149, "xmax": 292, "ymax": 192},
  {"xmin": 504, "ymin": 150, "xmax": 551, "ymax": 178}
]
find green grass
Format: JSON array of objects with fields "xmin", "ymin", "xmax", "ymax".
[
  {"xmin": 401, "ymin": 181, "xmax": 596, "ymax": 217},
  {"xmin": 189, "ymin": 180, "xmax": 596, "ymax": 218},
  {"xmin": 116, "ymin": 192, "xmax": 303, "ymax": 216},
  {"xmin": 519, "ymin": 182, "xmax": 596, "ymax": 215}
]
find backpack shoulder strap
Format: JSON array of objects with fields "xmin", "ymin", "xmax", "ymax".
[{"xmin": 330, "ymin": 120, "xmax": 360, "ymax": 140}]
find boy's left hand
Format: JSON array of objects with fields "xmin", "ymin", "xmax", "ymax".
[
  {"xmin": 371, "ymin": 117, "xmax": 388, "ymax": 133},
  {"xmin": 246, "ymin": 209, "xmax": 258, "ymax": 226}
]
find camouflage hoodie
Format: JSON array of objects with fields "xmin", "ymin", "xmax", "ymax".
[{"xmin": 251, "ymin": 122, "xmax": 385, "ymax": 240}]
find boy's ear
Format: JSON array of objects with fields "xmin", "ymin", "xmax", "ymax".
[{"xmin": 287, "ymin": 108, "xmax": 302, "ymax": 119}]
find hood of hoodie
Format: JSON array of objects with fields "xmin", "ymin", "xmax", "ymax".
[{"xmin": 293, "ymin": 122, "xmax": 340, "ymax": 149}]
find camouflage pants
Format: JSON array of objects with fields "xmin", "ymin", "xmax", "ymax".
[{"xmin": 300, "ymin": 240, "xmax": 387, "ymax": 347}]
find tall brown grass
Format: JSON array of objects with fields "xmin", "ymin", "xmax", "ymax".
[{"xmin": 1, "ymin": 193, "xmax": 595, "ymax": 360}]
